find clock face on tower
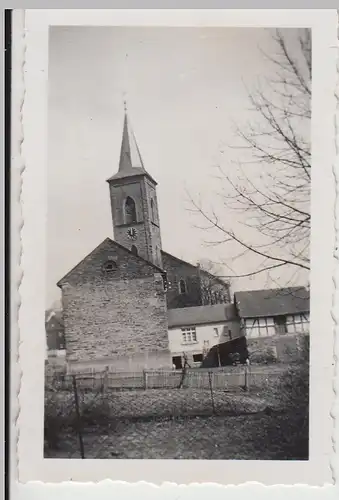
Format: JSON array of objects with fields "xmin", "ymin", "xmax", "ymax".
[{"xmin": 127, "ymin": 227, "xmax": 137, "ymax": 240}]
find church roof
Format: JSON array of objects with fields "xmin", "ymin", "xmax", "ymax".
[
  {"xmin": 57, "ymin": 237, "xmax": 164, "ymax": 287},
  {"xmin": 107, "ymin": 110, "xmax": 157, "ymax": 185}
]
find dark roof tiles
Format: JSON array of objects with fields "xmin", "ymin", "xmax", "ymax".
[{"xmin": 234, "ymin": 287, "xmax": 310, "ymax": 319}]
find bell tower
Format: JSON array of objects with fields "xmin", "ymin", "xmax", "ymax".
[{"xmin": 107, "ymin": 105, "xmax": 163, "ymax": 268}]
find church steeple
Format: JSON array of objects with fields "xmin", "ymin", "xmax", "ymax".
[
  {"xmin": 107, "ymin": 104, "xmax": 157, "ymax": 185},
  {"xmin": 107, "ymin": 105, "xmax": 163, "ymax": 268},
  {"xmin": 119, "ymin": 103, "xmax": 145, "ymax": 172}
]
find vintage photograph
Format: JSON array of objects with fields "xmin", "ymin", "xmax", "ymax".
[{"xmin": 44, "ymin": 26, "xmax": 311, "ymax": 460}]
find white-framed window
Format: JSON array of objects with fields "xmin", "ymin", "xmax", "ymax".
[
  {"xmin": 181, "ymin": 327, "xmax": 197, "ymax": 344},
  {"xmin": 213, "ymin": 327, "xmax": 219, "ymax": 337}
]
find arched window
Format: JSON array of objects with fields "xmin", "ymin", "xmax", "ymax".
[
  {"xmin": 179, "ymin": 278, "xmax": 187, "ymax": 295},
  {"xmin": 151, "ymin": 199, "xmax": 156, "ymax": 223},
  {"xmin": 125, "ymin": 196, "xmax": 137, "ymax": 224},
  {"xmin": 131, "ymin": 245, "xmax": 138, "ymax": 256}
]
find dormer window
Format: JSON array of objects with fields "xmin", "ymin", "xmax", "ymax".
[
  {"xmin": 125, "ymin": 196, "xmax": 137, "ymax": 224},
  {"xmin": 179, "ymin": 278, "xmax": 187, "ymax": 295}
]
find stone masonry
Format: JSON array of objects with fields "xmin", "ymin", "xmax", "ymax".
[{"xmin": 58, "ymin": 238, "xmax": 171, "ymax": 370}]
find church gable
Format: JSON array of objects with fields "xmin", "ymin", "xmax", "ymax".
[{"xmin": 57, "ymin": 237, "xmax": 163, "ymax": 288}]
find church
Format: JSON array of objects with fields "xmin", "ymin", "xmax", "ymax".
[{"xmin": 57, "ymin": 108, "xmax": 231, "ymax": 372}]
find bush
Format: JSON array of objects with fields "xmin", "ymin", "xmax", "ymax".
[
  {"xmin": 263, "ymin": 335, "xmax": 309, "ymax": 459},
  {"xmin": 250, "ymin": 346, "xmax": 277, "ymax": 364}
]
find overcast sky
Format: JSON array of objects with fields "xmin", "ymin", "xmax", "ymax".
[{"xmin": 47, "ymin": 26, "xmax": 308, "ymax": 308}]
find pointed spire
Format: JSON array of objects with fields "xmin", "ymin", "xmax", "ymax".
[
  {"xmin": 107, "ymin": 103, "xmax": 157, "ymax": 185},
  {"xmin": 119, "ymin": 106, "xmax": 145, "ymax": 172}
]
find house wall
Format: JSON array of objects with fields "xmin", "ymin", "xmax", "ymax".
[
  {"xmin": 168, "ymin": 320, "xmax": 241, "ymax": 361},
  {"xmin": 244, "ymin": 312, "xmax": 310, "ymax": 338},
  {"xmin": 60, "ymin": 239, "xmax": 171, "ymax": 370}
]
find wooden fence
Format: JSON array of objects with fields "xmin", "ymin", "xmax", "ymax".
[{"xmin": 45, "ymin": 366, "xmax": 284, "ymax": 392}]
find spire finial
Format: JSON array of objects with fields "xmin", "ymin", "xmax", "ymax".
[{"xmin": 123, "ymin": 99, "xmax": 127, "ymax": 113}]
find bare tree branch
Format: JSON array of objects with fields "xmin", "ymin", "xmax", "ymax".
[{"xmin": 188, "ymin": 29, "xmax": 311, "ymax": 283}]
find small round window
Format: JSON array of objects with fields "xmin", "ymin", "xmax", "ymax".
[{"xmin": 102, "ymin": 261, "xmax": 117, "ymax": 273}]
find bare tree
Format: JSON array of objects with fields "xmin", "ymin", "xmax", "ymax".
[
  {"xmin": 189, "ymin": 29, "xmax": 311, "ymax": 284},
  {"xmin": 197, "ymin": 259, "xmax": 231, "ymax": 305}
]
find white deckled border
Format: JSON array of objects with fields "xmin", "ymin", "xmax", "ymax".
[
  {"xmin": 11, "ymin": 7, "xmax": 26, "ymax": 490},
  {"xmin": 11, "ymin": 7, "xmax": 339, "ymax": 494},
  {"xmin": 331, "ymin": 9, "xmax": 339, "ymax": 485}
]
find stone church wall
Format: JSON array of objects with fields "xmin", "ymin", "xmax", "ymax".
[
  {"xmin": 60, "ymin": 239, "xmax": 171, "ymax": 370},
  {"xmin": 162, "ymin": 252, "xmax": 202, "ymax": 309}
]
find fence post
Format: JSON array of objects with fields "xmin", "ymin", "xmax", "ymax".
[
  {"xmin": 217, "ymin": 345, "xmax": 221, "ymax": 368},
  {"xmin": 101, "ymin": 366, "xmax": 109, "ymax": 394},
  {"xmin": 143, "ymin": 369, "xmax": 148, "ymax": 390},
  {"xmin": 244, "ymin": 365, "xmax": 250, "ymax": 392},
  {"xmin": 72, "ymin": 375, "xmax": 85, "ymax": 459},
  {"xmin": 208, "ymin": 371, "xmax": 216, "ymax": 415}
]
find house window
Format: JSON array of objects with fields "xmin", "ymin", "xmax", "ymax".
[
  {"xmin": 125, "ymin": 196, "xmax": 137, "ymax": 224},
  {"xmin": 131, "ymin": 245, "xmax": 138, "ymax": 256},
  {"xmin": 181, "ymin": 327, "xmax": 197, "ymax": 344},
  {"xmin": 228, "ymin": 329, "xmax": 232, "ymax": 340},
  {"xmin": 274, "ymin": 315, "xmax": 288, "ymax": 334},
  {"xmin": 193, "ymin": 353, "xmax": 203, "ymax": 363},
  {"xmin": 214, "ymin": 327, "xmax": 219, "ymax": 337},
  {"xmin": 179, "ymin": 278, "xmax": 187, "ymax": 294}
]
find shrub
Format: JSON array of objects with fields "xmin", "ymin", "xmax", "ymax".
[
  {"xmin": 250, "ymin": 346, "xmax": 277, "ymax": 364},
  {"xmin": 263, "ymin": 335, "xmax": 309, "ymax": 459}
]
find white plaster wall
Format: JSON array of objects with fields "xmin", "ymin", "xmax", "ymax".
[{"xmin": 168, "ymin": 320, "xmax": 240, "ymax": 355}]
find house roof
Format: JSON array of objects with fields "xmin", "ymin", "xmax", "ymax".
[
  {"xmin": 106, "ymin": 110, "xmax": 157, "ymax": 185},
  {"xmin": 57, "ymin": 237, "xmax": 164, "ymax": 287},
  {"xmin": 167, "ymin": 303, "xmax": 237, "ymax": 328},
  {"xmin": 234, "ymin": 287, "xmax": 310, "ymax": 319}
]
